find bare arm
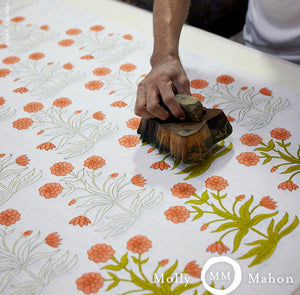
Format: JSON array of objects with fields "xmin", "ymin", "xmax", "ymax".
[{"xmin": 135, "ymin": 0, "xmax": 191, "ymax": 120}]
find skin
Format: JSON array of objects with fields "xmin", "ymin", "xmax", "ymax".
[{"xmin": 134, "ymin": 0, "xmax": 191, "ymax": 120}]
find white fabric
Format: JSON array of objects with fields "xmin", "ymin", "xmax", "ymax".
[{"xmin": 243, "ymin": 0, "xmax": 300, "ymax": 64}]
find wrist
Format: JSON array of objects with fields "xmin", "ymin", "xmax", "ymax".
[{"xmin": 150, "ymin": 51, "xmax": 179, "ymax": 67}]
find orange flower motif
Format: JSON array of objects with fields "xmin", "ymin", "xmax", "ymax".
[
  {"xmin": 212, "ymin": 104, "xmax": 218, "ymax": 109},
  {"xmin": 13, "ymin": 118, "xmax": 34, "ymax": 130},
  {"xmin": 109, "ymin": 90, "xmax": 115, "ymax": 95},
  {"xmin": 190, "ymin": 79, "xmax": 209, "ymax": 89},
  {"xmin": 68, "ymin": 199, "xmax": 76, "ymax": 206},
  {"xmin": 69, "ymin": 216, "xmax": 91, "ymax": 227},
  {"xmin": 92, "ymin": 111, "xmax": 105, "ymax": 121},
  {"xmin": 90, "ymin": 25, "xmax": 105, "ymax": 32},
  {"xmin": 171, "ymin": 183, "xmax": 196, "ymax": 198},
  {"xmin": 0, "ymin": 68, "xmax": 11, "ymax": 77},
  {"xmin": 160, "ymin": 259, "xmax": 169, "ymax": 266},
  {"xmin": 236, "ymin": 152, "xmax": 260, "ymax": 166},
  {"xmin": 53, "ymin": 97, "xmax": 72, "ymax": 108},
  {"xmin": 120, "ymin": 63, "xmax": 136, "ymax": 72},
  {"xmin": 147, "ymin": 148, "xmax": 155, "ymax": 153},
  {"xmin": 2, "ymin": 56, "xmax": 20, "ymax": 64},
  {"xmin": 76, "ymin": 272, "xmax": 104, "ymax": 294},
  {"xmin": 40, "ymin": 25, "xmax": 49, "ymax": 30},
  {"xmin": 45, "ymin": 232, "xmax": 62, "ymax": 248},
  {"xmin": 226, "ymin": 116, "xmax": 235, "ymax": 122},
  {"xmin": 85, "ymin": 80, "xmax": 103, "ymax": 90},
  {"xmin": 93, "ymin": 67, "xmax": 111, "ymax": 76},
  {"xmin": 111, "ymin": 101, "xmax": 127, "ymax": 107},
  {"xmin": 259, "ymin": 87, "xmax": 272, "ymax": 96},
  {"xmin": 50, "ymin": 162, "xmax": 74, "ymax": 176},
  {"xmin": 16, "ymin": 155, "xmax": 30, "ymax": 166},
  {"xmin": 0, "ymin": 154, "xmax": 6, "ymax": 158},
  {"xmin": 0, "ymin": 209, "xmax": 21, "ymax": 226},
  {"xmin": 110, "ymin": 173, "xmax": 119, "ymax": 178},
  {"xmin": 0, "ymin": 97, "xmax": 6, "ymax": 105},
  {"xmin": 201, "ymin": 224, "xmax": 208, "ymax": 231},
  {"xmin": 126, "ymin": 118, "xmax": 141, "ymax": 130},
  {"xmin": 270, "ymin": 128, "xmax": 291, "ymax": 140},
  {"xmin": 36, "ymin": 142, "xmax": 56, "ymax": 151},
  {"xmin": 150, "ymin": 161, "xmax": 170, "ymax": 171},
  {"xmin": 278, "ymin": 181, "xmax": 298, "ymax": 192},
  {"xmin": 23, "ymin": 230, "xmax": 33, "ymax": 236},
  {"xmin": 237, "ymin": 194, "xmax": 245, "ymax": 200},
  {"xmin": 205, "ymin": 176, "xmax": 228, "ymax": 191},
  {"xmin": 11, "ymin": 16, "xmax": 25, "ymax": 22},
  {"xmin": 216, "ymin": 75, "xmax": 235, "ymax": 84},
  {"xmin": 81, "ymin": 55, "xmax": 94, "ymax": 60},
  {"xmin": 185, "ymin": 261, "xmax": 202, "ymax": 278},
  {"xmin": 192, "ymin": 93, "xmax": 205, "ymax": 102},
  {"xmin": 87, "ymin": 243, "xmax": 115, "ymax": 263},
  {"xmin": 23, "ymin": 102, "xmax": 44, "ymax": 113},
  {"xmin": 270, "ymin": 167, "xmax": 277, "ymax": 173},
  {"xmin": 131, "ymin": 174, "xmax": 146, "ymax": 187},
  {"xmin": 13, "ymin": 87, "xmax": 29, "ymax": 93},
  {"xmin": 37, "ymin": 130, "xmax": 44, "ymax": 135},
  {"xmin": 66, "ymin": 28, "xmax": 82, "ymax": 35},
  {"xmin": 0, "ymin": 44, "xmax": 8, "ymax": 49},
  {"xmin": 207, "ymin": 242, "xmax": 230, "ymax": 255},
  {"xmin": 241, "ymin": 86, "xmax": 248, "ymax": 90},
  {"xmin": 63, "ymin": 63, "xmax": 73, "ymax": 70},
  {"xmin": 240, "ymin": 133, "xmax": 262, "ymax": 146},
  {"xmin": 119, "ymin": 135, "xmax": 140, "ymax": 148},
  {"xmin": 58, "ymin": 39, "xmax": 75, "ymax": 47},
  {"xmin": 28, "ymin": 52, "xmax": 45, "ymax": 60},
  {"xmin": 84, "ymin": 156, "xmax": 106, "ymax": 170},
  {"xmin": 260, "ymin": 196, "xmax": 277, "ymax": 210},
  {"xmin": 164, "ymin": 206, "xmax": 190, "ymax": 223},
  {"xmin": 39, "ymin": 183, "xmax": 63, "ymax": 199},
  {"xmin": 127, "ymin": 235, "xmax": 152, "ymax": 254},
  {"xmin": 123, "ymin": 34, "xmax": 133, "ymax": 40}
]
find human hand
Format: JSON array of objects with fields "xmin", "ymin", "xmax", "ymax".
[{"xmin": 134, "ymin": 55, "xmax": 191, "ymax": 120}]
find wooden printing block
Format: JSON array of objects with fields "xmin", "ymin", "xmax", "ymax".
[{"xmin": 137, "ymin": 94, "xmax": 233, "ymax": 163}]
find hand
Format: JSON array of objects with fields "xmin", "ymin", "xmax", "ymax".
[{"xmin": 135, "ymin": 55, "xmax": 191, "ymax": 120}]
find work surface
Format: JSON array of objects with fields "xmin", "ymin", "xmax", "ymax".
[{"xmin": 0, "ymin": 0, "xmax": 300, "ymax": 294}]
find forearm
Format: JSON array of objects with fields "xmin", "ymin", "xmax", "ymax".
[{"xmin": 151, "ymin": 0, "xmax": 191, "ymax": 66}]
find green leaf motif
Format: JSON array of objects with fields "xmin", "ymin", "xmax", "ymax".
[
  {"xmin": 232, "ymin": 228, "xmax": 249, "ymax": 253},
  {"xmin": 120, "ymin": 253, "xmax": 129, "ymax": 268},
  {"xmin": 102, "ymin": 264, "xmax": 123, "ymax": 271},
  {"xmin": 106, "ymin": 272, "xmax": 120, "ymax": 291},
  {"xmin": 239, "ymin": 196, "xmax": 253, "ymax": 222},
  {"xmin": 250, "ymin": 212, "xmax": 278, "ymax": 227}
]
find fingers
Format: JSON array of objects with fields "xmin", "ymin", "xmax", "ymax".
[
  {"xmin": 173, "ymin": 75, "xmax": 191, "ymax": 96},
  {"xmin": 134, "ymin": 84, "xmax": 154, "ymax": 119}
]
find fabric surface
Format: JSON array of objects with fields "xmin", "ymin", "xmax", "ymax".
[{"xmin": 0, "ymin": 0, "xmax": 300, "ymax": 294}]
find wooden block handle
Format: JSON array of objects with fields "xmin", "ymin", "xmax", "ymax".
[{"xmin": 175, "ymin": 94, "xmax": 203, "ymax": 122}]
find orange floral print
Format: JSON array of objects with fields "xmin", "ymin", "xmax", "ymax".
[
  {"xmin": 85, "ymin": 80, "xmax": 103, "ymax": 90},
  {"xmin": 192, "ymin": 93, "xmax": 205, "ymax": 102},
  {"xmin": 39, "ymin": 183, "xmax": 63, "ymax": 199},
  {"xmin": 93, "ymin": 67, "xmax": 111, "ymax": 76},
  {"xmin": 205, "ymin": 176, "xmax": 228, "ymax": 191},
  {"xmin": 36, "ymin": 142, "xmax": 56, "ymax": 151},
  {"xmin": 260, "ymin": 196, "xmax": 277, "ymax": 210},
  {"xmin": 123, "ymin": 34, "xmax": 133, "ymax": 40},
  {"xmin": 207, "ymin": 242, "xmax": 229, "ymax": 255},
  {"xmin": 84, "ymin": 156, "xmax": 106, "ymax": 170},
  {"xmin": 68, "ymin": 199, "xmax": 76, "ymax": 206},
  {"xmin": 40, "ymin": 25, "xmax": 49, "ymax": 30},
  {"xmin": 45, "ymin": 232, "xmax": 62, "ymax": 248},
  {"xmin": 259, "ymin": 87, "xmax": 272, "ymax": 96},
  {"xmin": 16, "ymin": 155, "xmax": 30, "ymax": 166},
  {"xmin": 240, "ymin": 133, "xmax": 262, "ymax": 146},
  {"xmin": 0, "ymin": 209, "xmax": 21, "ymax": 226},
  {"xmin": 76, "ymin": 272, "xmax": 104, "ymax": 294},
  {"xmin": 66, "ymin": 28, "xmax": 82, "ymax": 35},
  {"xmin": 147, "ymin": 148, "xmax": 155, "ymax": 153},
  {"xmin": 90, "ymin": 25, "xmax": 104, "ymax": 32},
  {"xmin": 216, "ymin": 75, "xmax": 235, "ymax": 84},
  {"xmin": 109, "ymin": 90, "xmax": 115, "ymax": 95},
  {"xmin": 0, "ymin": 44, "xmax": 8, "ymax": 49},
  {"xmin": 37, "ymin": 130, "xmax": 44, "ymax": 135},
  {"xmin": 2, "ymin": 56, "xmax": 20, "ymax": 64},
  {"xmin": 237, "ymin": 194, "xmax": 245, "ymax": 200},
  {"xmin": 13, "ymin": 118, "xmax": 34, "ymax": 130},
  {"xmin": 131, "ymin": 174, "xmax": 146, "ymax": 187},
  {"xmin": 212, "ymin": 104, "xmax": 218, "ymax": 109},
  {"xmin": 111, "ymin": 101, "xmax": 127, "ymax": 107},
  {"xmin": 164, "ymin": 206, "xmax": 190, "ymax": 223},
  {"xmin": 119, "ymin": 135, "xmax": 140, "ymax": 148},
  {"xmin": 185, "ymin": 261, "xmax": 202, "ymax": 278},
  {"xmin": 69, "ymin": 216, "xmax": 91, "ymax": 227},
  {"xmin": 241, "ymin": 86, "xmax": 248, "ymax": 90},
  {"xmin": 28, "ymin": 52, "xmax": 45, "ymax": 60},
  {"xmin": 0, "ymin": 154, "xmax": 6, "ymax": 158},
  {"xmin": 13, "ymin": 87, "xmax": 29, "ymax": 93},
  {"xmin": 0, "ymin": 68, "xmax": 11, "ymax": 77},
  {"xmin": 227, "ymin": 116, "xmax": 235, "ymax": 122},
  {"xmin": 63, "ymin": 63, "xmax": 73, "ymax": 70},
  {"xmin": 58, "ymin": 39, "xmax": 75, "ymax": 47},
  {"xmin": 236, "ymin": 152, "xmax": 260, "ymax": 166},
  {"xmin": 81, "ymin": 55, "xmax": 94, "ymax": 60},
  {"xmin": 75, "ymin": 110, "xmax": 82, "ymax": 114},
  {"xmin": 150, "ymin": 161, "xmax": 170, "ymax": 171},
  {"xmin": 126, "ymin": 118, "xmax": 141, "ymax": 130},
  {"xmin": 171, "ymin": 183, "xmax": 196, "ymax": 198},
  {"xmin": 50, "ymin": 162, "xmax": 74, "ymax": 176},
  {"xmin": 119, "ymin": 63, "xmax": 136, "ymax": 72},
  {"xmin": 24, "ymin": 230, "xmax": 33, "ymax": 236},
  {"xmin": 92, "ymin": 111, "xmax": 105, "ymax": 120},
  {"xmin": 159, "ymin": 259, "xmax": 169, "ymax": 266},
  {"xmin": 111, "ymin": 173, "xmax": 119, "ymax": 178},
  {"xmin": 23, "ymin": 102, "xmax": 44, "ymax": 113},
  {"xmin": 190, "ymin": 79, "xmax": 209, "ymax": 89},
  {"xmin": 11, "ymin": 16, "xmax": 25, "ymax": 22},
  {"xmin": 270, "ymin": 128, "xmax": 291, "ymax": 140},
  {"xmin": 0, "ymin": 97, "xmax": 6, "ymax": 105},
  {"xmin": 127, "ymin": 235, "xmax": 152, "ymax": 254},
  {"xmin": 201, "ymin": 224, "xmax": 208, "ymax": 231},
  {"xmin": 87, "ymin": 243, "xmax": 115, "ymax": 263},
  {"xmin": 53, "ymin": 97, "xmax": 72, "ymax": 108},
  {"xmin": 278, "ymin": 181, "xmax": 298, "ymax": 192}
]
